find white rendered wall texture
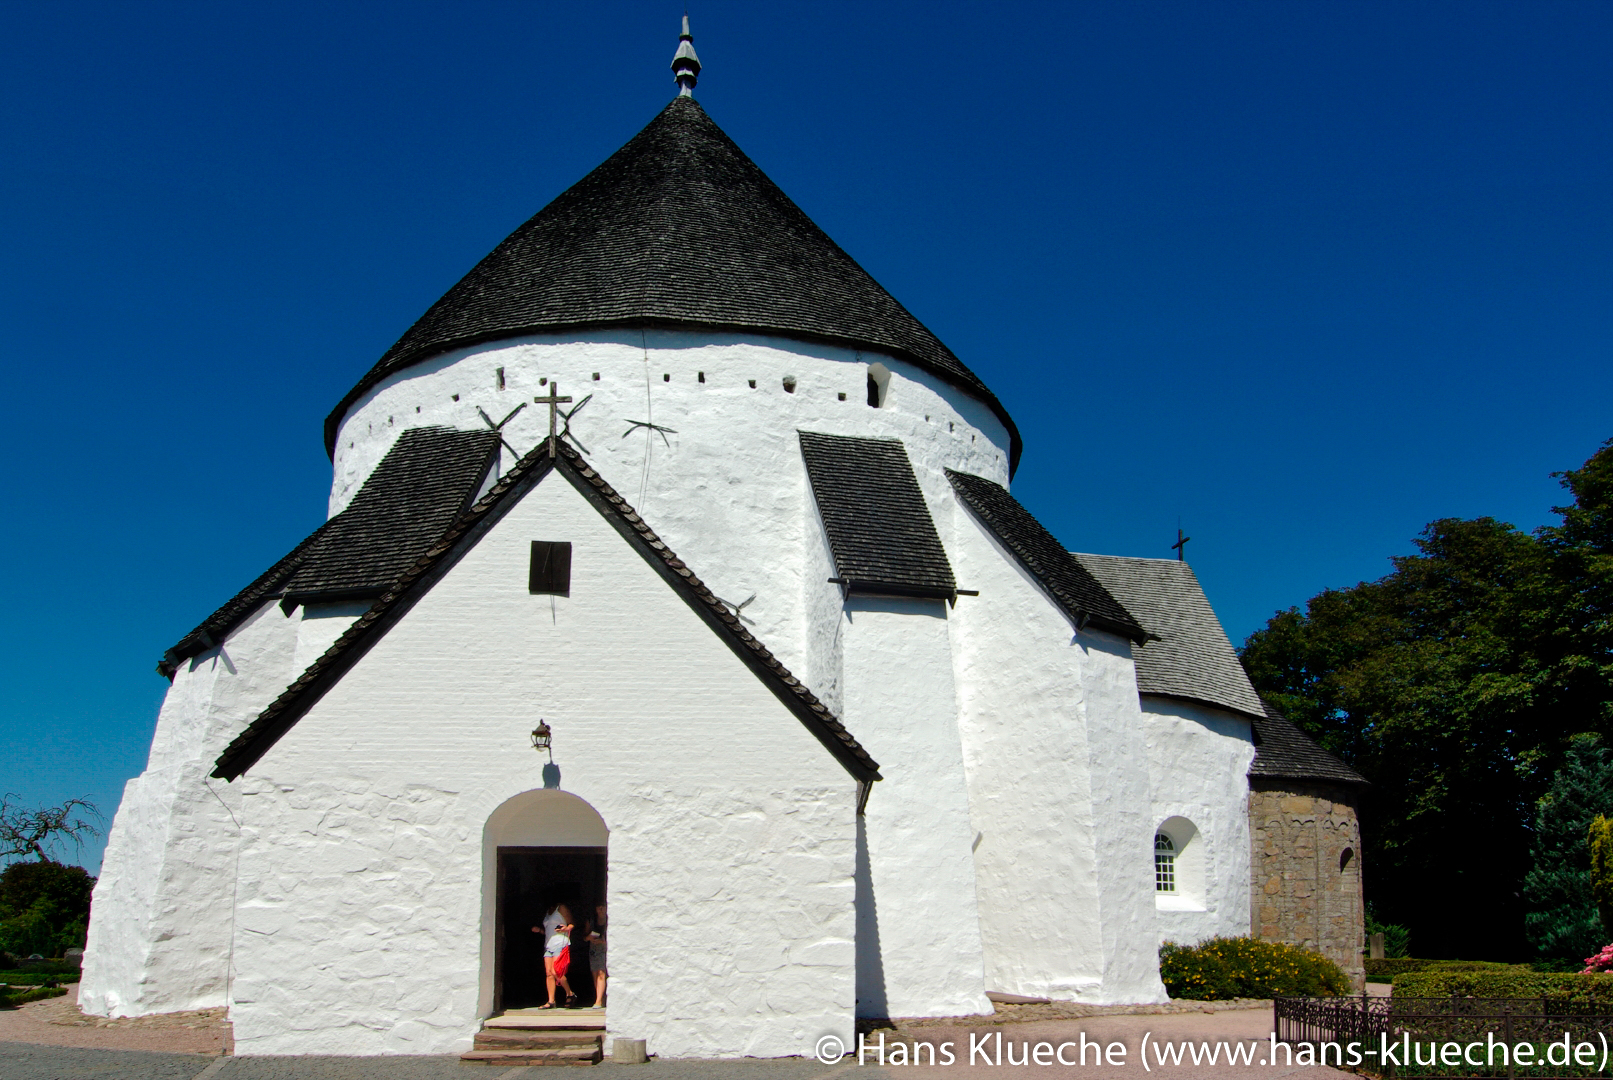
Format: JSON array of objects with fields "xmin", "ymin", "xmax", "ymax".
[
  {"xmin": 329, "ymin": 332, "xmax": 1013, "ymax": 688},
  {"xmin": 226, "ymin": 472, "xmax": 858, "ymax": 1058},
  {"xmin": 89, "ymin": 327, "xmax": 1265, "ymax": 1045},
  {"xmin": 1142, "ymin": 698, "xmax": 1257, "ymax": 946},
  {"xmin": 838, "ymin": 595, "xmax": 992, "ymax": 1020},
  {"xmin": 82, "ymin": 597, "xmax": 363, "ymax": 1017},
  {"xmin": 947, "ymin": 504, "xmax": 1169, "ymax": 1005}
]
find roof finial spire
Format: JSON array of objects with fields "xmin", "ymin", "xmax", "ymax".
[{"xmin": 671, "ymin": 13, "xmax": 701, "ymax": 97}]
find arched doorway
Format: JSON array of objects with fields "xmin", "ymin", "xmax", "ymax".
[{"xmin": 483, "ymin": 790, "xmax": 608, "ymax": 1013}]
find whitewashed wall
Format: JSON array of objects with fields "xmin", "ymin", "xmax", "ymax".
[
  {"xmin": 81, "ymin": 595, "xmax": 364, "ymax": 1017},
  {"xmin": 330, "ymin": 332, "xmax": 1014, "ymax": 686},
  {"xmin": 946, "ymin": 503, "xmax": 1169, "ymax": 1005},
  {"xmin": 1141, "ymin": 697, "xmax": 1257, "ymax": 946},
  {"xmin": 839, "ymin": 596, "xmax": 991, "ymax": 1019},
  {"xmin": 227, "ymin": 471, "xmax": 858, "ymax": 1058}
]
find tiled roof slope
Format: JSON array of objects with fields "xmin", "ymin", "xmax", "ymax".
[
  {"xmin": 1249, "ymin": 700, "xmax": 1367, "ymax": 786},
  {"xmin": 157, "ymin": 427, "xmax": 498, "ymax": 678},
  {"xmin": 799, "ymin": 431, "xmax": 956, "ymax": 599},
  {"xmin": 945, "ymin": 470, "xmax": 1145, "ymax": 642},
  {"xmin": 158, "ymin": 523, "xmax": 331, "ymax": 679},
  {"xmin": 279, "ymin": 427, "xmax": 500, "ymax": 606},
  {"xmin": 1071, "ymin": 554, "xmax": 1265, "ymax": 719},
  {"xmin": 324, "ymin": 98, "xmax": 1022, "ymax": 472},
  {"xmin": 213, "ymin": 438, "xmax": 881, "ymax": 785}
]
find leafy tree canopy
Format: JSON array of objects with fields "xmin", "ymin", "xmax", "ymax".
[
  {"xmin": 1241, "ymin": 439, "xmax": 1613, "ymax": 959},
  {"xmin": 0, "ymin": 860, "xmax": 95, "ymax": 959}
]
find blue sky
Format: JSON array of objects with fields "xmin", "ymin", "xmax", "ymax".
[{"xmin": 2, "ymin": 0, "xmax": 1608, "ymax": 874}]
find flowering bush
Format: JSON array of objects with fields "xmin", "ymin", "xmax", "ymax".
[
  {"xmin": 1159, "ymin": 937, "xmax": 1349, "ymax": 1000},
  {"xmin": 1583, "ymin": 944, "xmax": 1613, "ymax": 974}
]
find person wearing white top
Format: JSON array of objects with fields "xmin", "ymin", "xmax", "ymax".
[{"xmin": 532, "ymin": 903, "xmax": 575, "ymax": 1008}]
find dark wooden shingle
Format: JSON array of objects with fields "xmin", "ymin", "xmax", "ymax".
[
  {"xmin": 799, "ymin": 431, "xmax": 956, "ymax": 599},
  {"xmin": 946, "ymin": 469, "xmax": 1146, "ymax": 641},
  {"xmin": 325, "ymin": 98, "xmax": 1021, "ymax": 471}
]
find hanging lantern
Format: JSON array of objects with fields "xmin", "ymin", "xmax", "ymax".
[{"xmin": 530, "ymin": 721, "xmax": 552, "ymax": 754}]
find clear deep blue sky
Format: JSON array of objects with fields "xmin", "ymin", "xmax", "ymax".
[{"xmin": 2, "ymin": 1, "xmax": 1608, "ymax": 874}]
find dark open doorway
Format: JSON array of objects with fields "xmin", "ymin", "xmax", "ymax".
[{"xmin": 495, "ymin": 846, "xmax": 607, "ymax": 1012}]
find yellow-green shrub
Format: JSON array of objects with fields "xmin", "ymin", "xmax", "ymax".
[{"xmin": 1160, "ymin": 937, "xmax": 1348, "ymax": 1000}]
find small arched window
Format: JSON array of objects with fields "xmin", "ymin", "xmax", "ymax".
[
  {"xmin": 1154, "ymin": 832, "xmax": 1176, "ymax": 893},
  {"xmin": 1340, "ymin": 847, "xmax": 1354, "ymax": 873}
]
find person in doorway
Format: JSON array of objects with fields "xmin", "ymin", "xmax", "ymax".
[
  {"xmin": 531, "ymin": 902, "xmax": 575, "ymax": 1008},
  {"xmin": 586, "ymin": 903, "xmax": 607, "ymax": 1008}
]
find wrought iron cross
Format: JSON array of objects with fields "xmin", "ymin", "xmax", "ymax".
[
  {"xmin": 533, "ymin": 384, "xmax": 573, "ymax": 457},
  {"xmin": 476, "ymin": 403, "xmax": 526, "ymax": 458},
  {"xmin": 1171, "ymin": 527, "xmax": 1192, "ymax": 562}
]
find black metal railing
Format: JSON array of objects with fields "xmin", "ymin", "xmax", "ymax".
[{"xmin": 1274, "ymin": 995, "xmax": 1613, "ymax": 1078}]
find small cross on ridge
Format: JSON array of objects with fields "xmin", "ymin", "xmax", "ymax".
[
  {"xmin": 1171, "ymin": 527, "xmax": 1192, "ymax": 562},
  {"xmin": 533, "ymin": 383, "xmax": 574, "ymax": 457}
]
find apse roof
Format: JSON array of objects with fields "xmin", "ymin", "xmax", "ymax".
[
  {"xmin": 799, "ymin": 431, "xmax": 957, "ymax": 600},
  {"xmin": 1249, "ymin": 700, "xmax": 1367, "ymax": 786},
  {"xmin": 1070, "ymin": 554, "xmax": 1266, "ymax": 719},
  {"xmin": 324, "ymin": 97, "xmax": 1021, "ymax": 470},
  {"xmin": 946, "ymin": 470, "xmax": 1146, "ymax": 642}
]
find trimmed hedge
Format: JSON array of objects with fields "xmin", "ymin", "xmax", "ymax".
[
  {"xmin": 0, "ymin": 971, "xmax": 80, "ymax": 985},
  {"xmin": 0, "ymin": 985, "xmax": 67, "ymax": 1009},
  {"xmin": 0, "ymin": 957, "xmax": 80, "ymax": 975},
  {"xmin": 1161, "ymin": 936, "xmax": 1349, "ymax": 1000},
  {"xmin": 1392, "ymin": 968, "xmax": 1613, "ymax": 1003},
  {"xmin": 1364, "ymin": 958, "xmax": 1519, "ymax": 981}
]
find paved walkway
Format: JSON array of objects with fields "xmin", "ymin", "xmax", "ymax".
[{"xmin": 1, "ymin": 988, "xmax": 1350, "ymax": 1080}]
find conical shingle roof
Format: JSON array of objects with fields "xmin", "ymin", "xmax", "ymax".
[{"xmin": 324, "ymin": 98, "xmax": 1021, "ymax": 468}]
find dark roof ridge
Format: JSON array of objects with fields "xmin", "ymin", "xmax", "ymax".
[
  {"xmin": 323, "ymin": 97, "xmax": 1022, "ymax": 473},
  {"xmin": 157, "ymin": 427, "xmax": 500, "ymax": 679},
  {"xmin": 212, "ymin": 437, "xmax": 880, "ymax": 783},
  {"xmin": 157, "ymin": 522, "xmax": 331, "ymax": 679},
  {"xmin": 944, "ymin": 469, "xmax": 1147, "ymax": 642}
]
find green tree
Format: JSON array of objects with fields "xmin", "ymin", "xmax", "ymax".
[
  {"xmin": 1522, "ymin": 736, "xmax": 1613, "ymax": 960},
  {"xmin": 0, "ymin": 861, "xmax": 95, "ymax": 958},
  {"xmin": 1241, "ymin": 439, "xmax": 1613, "ymax": 959}
]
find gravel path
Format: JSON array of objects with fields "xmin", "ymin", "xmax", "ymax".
[{"xmin": 1, "ymin": 991, "xmax": 1350, "ymax": 1078}]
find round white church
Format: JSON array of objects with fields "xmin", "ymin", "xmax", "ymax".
[{"xmin": 81, "ymin": 23, "xmax": 1366, "ymax": 1060}]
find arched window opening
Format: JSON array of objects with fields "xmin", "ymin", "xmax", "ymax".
[
  {"xmin": 1340, "ymin": 847, "xmax": 1354, "ymax": 872},
  {"xmin": 1154, "ymin": 832, "xmax": 1176, "ymax": 893},
  {"xmin": 867, "ymin": 362, "xmax": 891, "ymax": 408}
]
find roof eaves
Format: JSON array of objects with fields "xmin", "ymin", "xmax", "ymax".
[
  {"xmin": 157, "ymin": 522, "xmax": 330, "ymax": 680},
  {"xmin": 1140, "ymin": 690, "xmax": 1265, "ymax": 722},
  {"xmin": 325, "ymin": 318, "xmax": 1024, "ymax": 477},
  {"xmin": 944, "ymin": 470, "xmax": 1147, "ymax": 643}
]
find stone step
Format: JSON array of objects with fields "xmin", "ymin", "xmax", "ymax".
[
  {"xmin": 475, "ymin": 1029, "xmax": 604, "ymax": 1050},
  {"xmin": 460, "ymin": 1046, "xmax": 603, "ymax": 1066},
  {"xmin": 484, "ymin": 1010, "xmax": 606, "ymax": 1030}
]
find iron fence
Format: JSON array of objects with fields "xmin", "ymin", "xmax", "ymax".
[{"xmin": 1274, "ymin": 995, "xmax": 1613, "ymax": 1078}]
